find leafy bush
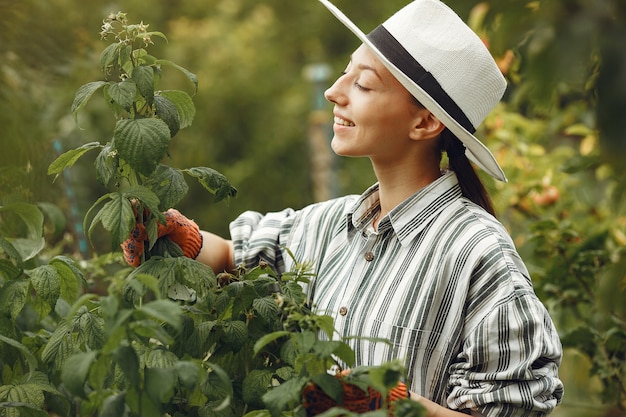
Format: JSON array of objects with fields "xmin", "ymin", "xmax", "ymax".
[{"xmin": 0, "ymin": 13, "xmax": 424, "ymax": 417}]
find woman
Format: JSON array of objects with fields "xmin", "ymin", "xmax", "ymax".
[{"xmin": 125, "ymin": 0, "xmax": 564, "ymax": 415}]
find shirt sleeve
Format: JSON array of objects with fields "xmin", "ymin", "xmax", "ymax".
[
  {"xmin": 447, "ymin": 291, "xmax": 564, "ymax": 416},
  {"xmin": 229, "ymin": 208, "xmax": 297, "ymax": 273}
]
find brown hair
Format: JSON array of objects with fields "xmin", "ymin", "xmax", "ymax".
[
  {"xmin": 408, "ymin": 95, "xmax": 496, "ymax": 216},
  {"xmin": 440, "ymin": 129, "xmax": 495, "ymax": 216}
]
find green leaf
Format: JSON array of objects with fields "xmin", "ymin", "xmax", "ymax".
[
  {"xmin": 100, "ymin": 42, "xmax": 120, "ymax": 71},
  {"xmin": 50, "ymin": 255, "xmax": 87, "ymax": 301},
  {"xmin": 28, "ymin": 265, "xmax": 61, "ymax": 309},
  {"xmin": 0, "ymin": 335, "xmax": 38, "ymax": 379},
  {"xmin": 113, "ymin": 345, "xmax": 140, "ymax": 387},
  {"xmin": 87, "ymin": 192, "xmax": 135, "ymax": 249},
  {"xmin": 41, "ymin": 321, "xmax": 76, "ymax": 371},
  {"xmin": 0, "ymin": 202, "xmax": 45, "ymax": 261},
  {"xmin": 253, "ymin": 331, "xmax": 291, "ymax": 356},
  {"xmin": 158, "ymin": 90, "xmax": 195, "ymax": 129},
  {"xmin": 145, "ymin": 367, "xmax": 176, "ymax": 403},
  {"xmin": 253, "ymin": 296, "xmax": 280, "ymax": 322},
  {"xmin": 261, "ymin": 376, "xmax": 308, "ymax": 417},
  {"xmin": 71, "ymin": 81, "xmax": 107, "ymax": 121},
  {"xmin": 186, "ymin": 167, "xmax": 237, "ymax": 204},
  {"xmin": 61, "ymin": 351, "xmax": 97, "ymax": 398},
  {"xmin": 122, "ymin": 185, "xmax": 162, "ymax": 220},
  {"xmin": 114, "ymin": 117, "xmax": 171, "ymax": 176},
  {"xmin": 0, "ymin": 237, "xmax": 22, "ymax": 265},
  {"xmin": 99, "ymin": 392, "xmax": 126, "ymax": 417},
  {"xmin": 156, "ymin": 60, "xmax": 198, "ymax": 95},
  {"xmin": 154, "ymin": 95, "xmax": 180, "ymax": 137},
  {"xmin": 137, "ymin": 299, "xmax": 182, "ymax": 332},
  {"xmin": 222, "ymin": 320, "xmax": 248, "ymax": 352},
  {"xmin": 105, "ymin": 78, "xmax": 137, "ymax": 111},
  {"xmin": 242, "ymin": 369, "xmax": 273, "ymax": 408},
  {"xmin": 0, "ymin": 258, "xmax": 21, "ymax": 281},
  {"xmin": 145, "ymin": 165, "xmax": 189, "ymax": 210},
  {"xmin": 310, "ymin": 373, "xmax": 343, "ymax": 403},
  {"xmin": 175, "ymin": 361, "xmax": 201, "ymax": 390},
  {"xmin": 0, "ymin": 402, "xmax": 49, "ymax": 417},
  {"xmin": 0, "ymin": 279, "xmax": 28, "ymax": 321},
  {"xmin": 48, "ymin": 141, "xmax": 102, "ymax": 177},
  {"xmin": 132, "ymin": 65, "xmax": 155, "ymax": 105},
  {"xmin": 72, "ymin": 305, "xmax": 106, "ymax": 350},
  {"xmin": 94, "ymin": 143, "xmax": 118, "ymax": 186}
]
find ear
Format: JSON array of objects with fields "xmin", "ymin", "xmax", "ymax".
[{"xmin": 409, "ymin": 109, "xmax": 446, "ymax": 141}]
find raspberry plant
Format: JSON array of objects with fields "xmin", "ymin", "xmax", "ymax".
[{"xmin": 1, "ymin": 12, "xmax": 424, "ymax": 417}]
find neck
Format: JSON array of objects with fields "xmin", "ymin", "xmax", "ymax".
[{"xmin": 372, "ymin": 160, "xmax": 441, "ymax": 223}]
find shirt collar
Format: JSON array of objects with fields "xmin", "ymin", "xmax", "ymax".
[{"xmin": 346, "ymin": 171, "xmax": 463, "ymax": 246}]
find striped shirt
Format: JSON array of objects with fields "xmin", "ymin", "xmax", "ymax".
[{"xmin": 230, "ymin": 171, "xmax": 563, "ymax": 416}]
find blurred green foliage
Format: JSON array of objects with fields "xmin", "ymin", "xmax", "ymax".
[{"xmin": 1, "ymin": 0, "xmax": 625, "ymax": 415}]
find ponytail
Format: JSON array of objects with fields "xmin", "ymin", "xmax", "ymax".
[{"xmin": 440, "ymin": 129, "xmax": 496, "ymax": 216}]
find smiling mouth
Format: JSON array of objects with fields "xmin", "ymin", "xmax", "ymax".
[{"xmin": 334, "ymin": 116, "xmax": 355, "ymax": 127}]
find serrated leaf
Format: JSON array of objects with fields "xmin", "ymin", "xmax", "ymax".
[
  {"xmin": 88, "ymin": 192, "xmax": 135, "ymax": 250},
  {"xmin": 130, "ymin": 258, "xmax": 176, "ymax": 296},
  {"xmin": 71, "ymin": 82, "xmax": 107, "ymax": 121},
  {"xmin": 61, "ymin": 351, "xmax": 97, "ymax": 398},
  {"xmin": 41, "ymin": 321, "xmax": 76, "ymax": 371},
  {"xmin": 158, "ymin": 90, "xmax": 195, "ymax": 129},
  {"xmin": 50, "ymin": 255, "xmax": 87, "ymax": 301},
  {"xmin": 100, "ymin": 42, "xmax": 120, "ymax": 71},
  {"xmin": 94, "ymin": 143, "xmax": 118, "ymax": 186},
  {"xmin": 48, "ymin": 141, "xmax": 102, "ymax": 177},
  {"xmin": 145, "ymin": 165, "xmax": 188, "ymax": 210},
  {"xmin": 122, "ymin": 185, "xmax": 162, "ymax": 219},
  {"xmin": 223, "ymin": 320, "xmax": 248, "ymax": 351},
  {"xmin": 0, "ymin": 335, "xmax": 38, "ymax": 379},
  {"xmin": 132, "ymin": 65, "xmax": 155, "ymax": 105},
  {"xmin": 114, "ymin": 117, "xmax": 171, "ymax": 176},
  {"xmin": 253, "ymin": 297, "xmax": 280, "ymax": 322},
  {"xmin": 188, "ymin": 320, "xmax": 218, "ymax": 357},
  {"xmin": 154, "ymin": 95, "xmax": 180, "ymax": 137},
  {"xmin": 113, "ymin": 345, "xmax": 140, "ymax": 387},
  {"xmin": 0, "ymin": 237, "xmax": 22, "ymax": 265},
  {"xmin": 156, "ymin": 61, "xmax": 198, "ymax": 95},
  {"xmin": 72, "ymin": 305, "xmax": 105, "ymax": 350},
  {"xmin": 0, "ymin": 280, "xmax": 28, "ymax": 321},
  {"xmin": 0, "ymin": 259, "xmax": 21, "ymax": 281},
  {"xmin": 105, "ymin": 78, "xmax": 137, "ymax": 111},
  {"xmin": 144, "ymin": 346, "xmax": 178, "ymax": 369},
  {"xmin": 242, "ymin": 369, "xmax": 273, "ymax": 408},
  {"xmin": 186, "ymin": 167, "xmax": 237, "ymax": 204},
  {"xmin": 137, "ymin": 299, "xmax": 182, "ymax": 332},
  {"xmin": 28, "ymin": 265, "xmax": 61, "ymax": 313}
]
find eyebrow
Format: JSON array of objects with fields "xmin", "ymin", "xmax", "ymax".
[{"xmin": 349, "ymin": 54, "xmax": 383, "ymax": 81}]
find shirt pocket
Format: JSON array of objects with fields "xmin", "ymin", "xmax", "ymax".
[{"xmin": 355, "ymin": 318, "xmax": 452, "ymax": 397}]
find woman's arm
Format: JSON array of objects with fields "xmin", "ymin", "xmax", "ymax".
[{"xmin": 195, "ymin": 230, "xmax": 235, "ymax": 273}]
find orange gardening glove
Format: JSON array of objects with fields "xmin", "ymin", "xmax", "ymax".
[
  {"xmin": 121, "ymin": 208, "xmax": 203, "ymax": 267},
  {"xmin": 302, "ymin": 374, "xmax": 408, "ymax": 416}
]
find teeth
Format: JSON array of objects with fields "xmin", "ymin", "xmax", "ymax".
[{"xmin": 334, "ymin": 116, "xmax": 355, "ymax": 127}]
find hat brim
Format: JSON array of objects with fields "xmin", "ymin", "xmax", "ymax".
[{"xmin": 318, "ymin": 0, "xmax": 507, "ymax": 182}]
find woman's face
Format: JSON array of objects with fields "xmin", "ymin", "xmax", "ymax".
[{"xmin": 324, "ymin": 44, "xmax": 424, "ymax": 164}]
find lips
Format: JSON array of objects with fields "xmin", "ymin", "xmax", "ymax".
[{"xmin": 334, "ymin": 116, "xmax": 355, "ymax": 127}]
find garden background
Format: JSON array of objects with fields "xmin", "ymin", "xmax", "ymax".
[{"xmin": 1, "ymin": 0, "xmax": 625, "ymax": 416}]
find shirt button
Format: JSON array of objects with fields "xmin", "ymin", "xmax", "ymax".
[
  {"xmin": 364, "ymin": 251, "xmax": 374, "ymax": 261},
  {"xmin": 339, "ymin": 306, "xmax": 348, "ymax": 316}
]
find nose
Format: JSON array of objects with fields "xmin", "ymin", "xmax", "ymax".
[{"xmin": 324, "ymin": 75, "xmax": 348, "ymax": 106}]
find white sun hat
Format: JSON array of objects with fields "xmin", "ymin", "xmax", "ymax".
[{"xmin": 318, "ymin": 0, "xmax": 508, "ymax": 182}]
